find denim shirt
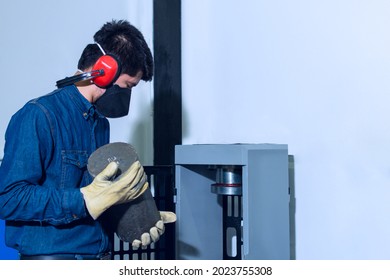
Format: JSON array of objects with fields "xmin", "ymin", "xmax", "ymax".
[{"xmin": 0, "ymin": 85, "xmax": 111, "ymax": 255}]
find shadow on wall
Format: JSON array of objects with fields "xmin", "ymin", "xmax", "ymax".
[
  {"xmin": 289, "ymin": 155, "xmax": 296, "ymax": 260},
  {"xmin": 126, "ymin": 107, "xmax": 153, "ymax": 166}
]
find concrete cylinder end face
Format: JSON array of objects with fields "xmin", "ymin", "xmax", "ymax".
[{"xmin": 87, "ymin": 142, "xmax": 161, "ymax": 243}]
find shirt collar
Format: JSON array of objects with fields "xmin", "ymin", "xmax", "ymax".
[{"xmin": 65, "ymin": 85, "xmax": 97, "ymax": 120}]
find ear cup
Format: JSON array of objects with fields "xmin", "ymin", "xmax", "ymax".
[
  {"xmin": 92, "ymin": 55, "xmax": 121, "ymax": 88},
  {"xmin": 56, "ymin": 54, "xmax": 122, "ymax": 89}
]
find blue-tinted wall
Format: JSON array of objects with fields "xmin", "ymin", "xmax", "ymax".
[{"xmin": 0, "ymin": 220, "xmax": 17, "ymax": 260}]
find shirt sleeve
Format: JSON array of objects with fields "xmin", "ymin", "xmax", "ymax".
[{"xmin": 0, "ymin": 103, "xmax": 87, "ymax": 225}]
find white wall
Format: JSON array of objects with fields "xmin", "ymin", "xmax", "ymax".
[
  {"xmin": 0, "ymin": 0, "xmax": 154, "ymax": 164},
  {"xmin": 182, "ymin": 0, "xmax": 390, "ymax": 259}
]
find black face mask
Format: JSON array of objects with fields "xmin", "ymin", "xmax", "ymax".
[{"xmin": 94, "ymin": 85, "xmax": 132, "ymax": 118}]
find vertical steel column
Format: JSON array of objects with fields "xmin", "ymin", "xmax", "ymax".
[{"xmin": 153, "ymin": 0, "xmax": 182, "ymax": 166}]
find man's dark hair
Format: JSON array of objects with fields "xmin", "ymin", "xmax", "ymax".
[{"xmin": 78, "ymin": 20, "xmax": 153, "ymax": 81}]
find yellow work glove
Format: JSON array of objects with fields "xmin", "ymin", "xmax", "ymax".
[
  {"xmin": 132, "ymin": 211, "xmax": 177, "ymax": 249},
  {"xmin": 81, "ymin": 161, "xmax": 148, "ymax": 220}
]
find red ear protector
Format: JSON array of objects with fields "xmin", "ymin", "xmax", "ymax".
[
  {"xmin": 56, "ymin": 46, "xmax": 122, "ymax": 89},
  {"xmin": 91, "ymin": 55, "xmax": 121, "ymax": 88}
]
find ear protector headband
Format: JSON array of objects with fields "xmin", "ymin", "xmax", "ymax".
[{"xmin": 56, "ymin": 43, "xmax": 122, "ymax": 89}]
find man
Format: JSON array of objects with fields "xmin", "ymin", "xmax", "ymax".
[{"xmin": 0, "ymin": 20, "xmax": 175, "ymax": 260}]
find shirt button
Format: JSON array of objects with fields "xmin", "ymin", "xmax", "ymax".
[
  {"xmin": 83, "ymin": 112, "xmax": 88, "ymax": 118},
  {"xmin": 73, "ymin": 214, "xmax": 78, "ymax": 219}
]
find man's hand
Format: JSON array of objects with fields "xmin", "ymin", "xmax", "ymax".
[
  {"xmin": 80, "ymin": 161, "xmax": 148, "ymax": 219},
  {"xmin": 132, "ymin": 211, "xmax": 177, "ymax": 249}
]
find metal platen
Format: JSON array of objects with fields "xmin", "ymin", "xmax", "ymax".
[{"xmin": 210, "ymin": 165, "xmax": 242, "ymax": 195}]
